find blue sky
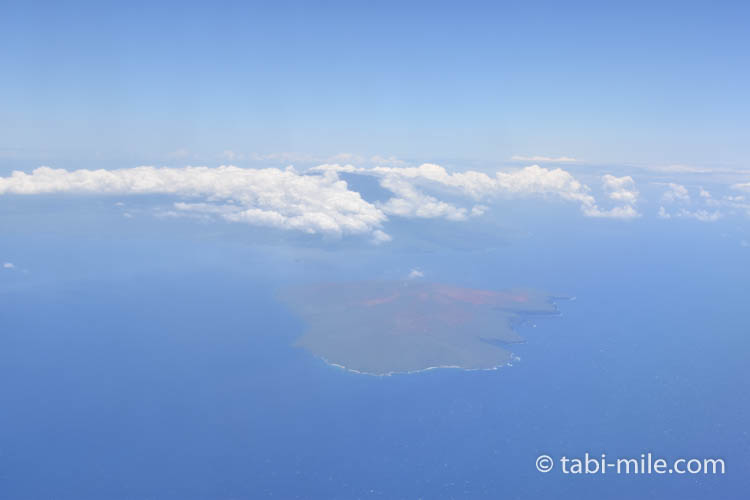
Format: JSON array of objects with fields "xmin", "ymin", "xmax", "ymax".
[
  {"xmin": 2, "ymin": 0, "xmax": 749, "ymax": 170},
  {"xmin": 2, "ymin": 1, "xmax": 750, "ymax": 243}
]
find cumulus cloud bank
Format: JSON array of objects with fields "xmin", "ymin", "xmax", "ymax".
[
  {"xmin": 316, "ymin": 163, "xmax": 639, "ymax": 219},
  {"xmin": 656, "ymin": 183, "xmax": 750, "ymax": 221},
  {"xmin": 0, "ymin": 166, "xmax": 388, "ymax": 240},
  {"xmin": 0, "ymin": 162, "xmax": 643, "ymax": 242}
]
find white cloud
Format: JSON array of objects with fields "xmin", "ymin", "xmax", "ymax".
[
  {"xmin": 678, "ymin": 209, "xmax": 722, "ymax": 222},
  {"xmin": 698, "ymin": 187, "xmax": 721, "ymax": 206},
  {"xmin": 360, "ymin": 163, "xmax": 637, "ymax": 219},
  {"xmin": 312, "ymin": 163, "xmax": 360, "ymax": 174},
  {"xmin": 644, "ymin": 164, "xmax": 713, "ymax": 174},
  {"xmin": 0, "ymin": 166, "xmax": 389, "ymax": 240},
  {"xmin": 2, "ymin": 262, "xmax": 15, "ymax": 269},
  {"xmin": 377, "ymin": 175, "xmax": 470, "ymax": 221},
  {"xmin": 583, "ymin": 204, "xmax": 640, "ymax": 219},
  {"xmin": 602, "ymin": 175, "xmax": 639, "ymax": 205},
  {"xmin": 370, "ymin": 163, "xmax": 594, "ymax": 202},
  {"xmin": 371, "ymin": 230, "xmax": 392, "ymax": 245},
  {"xmin": 658, "ymin": 182, "xmax": 749, "ymax": 221},
  {"xmin": 659, "ymin": 207, "xmax": 722, "ymax": 222},
  {"xmin": 511, "ymin": 155, "xmax": 578, "ymax": 163},
  {"xmin": 315, "ymin": 162, "xmax": 639, "ymax": 219},
  {"xmin": 494, "ymin": 166, "xmax": 593, "ymax": 203},
  {"xmin": 299, "ymin": 162, "xmax": 750, "ymax": 223},
  {"xmin": 407, "ymin": 269, "xmax": 424, "ymax": 279},
  {"xmin": 661, "ymin": 183, "xmax": 691, "ymax": 203},
  {"xmin": 579, "ymin": 175, "xmax": 641, "ymax": 219},
  {"xmin": 470, "ymin": 205, "xmax": 488, "ymax": 216}
]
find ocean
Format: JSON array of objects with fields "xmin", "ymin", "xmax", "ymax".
[{"xmin": 1, "ymin": 202, "xmax": 748, "ymax": 499}]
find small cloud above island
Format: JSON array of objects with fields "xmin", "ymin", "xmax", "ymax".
[{"xmin": 407, "ymin": 269, "xmax": 424, "ymax": 279}]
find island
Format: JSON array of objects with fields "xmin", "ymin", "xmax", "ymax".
[{"xmin": 278, "ymin": 281, "xmax": 564, "ymax": 376}]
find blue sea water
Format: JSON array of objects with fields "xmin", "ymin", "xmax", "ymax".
[{"xmin": 1, "ymin": 200, "xmax": 749, "ymax": 499}]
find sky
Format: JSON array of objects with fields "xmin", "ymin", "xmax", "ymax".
[{"xmin": 2, "ymin": 0, "xmax": 749, "ymax": 170}]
